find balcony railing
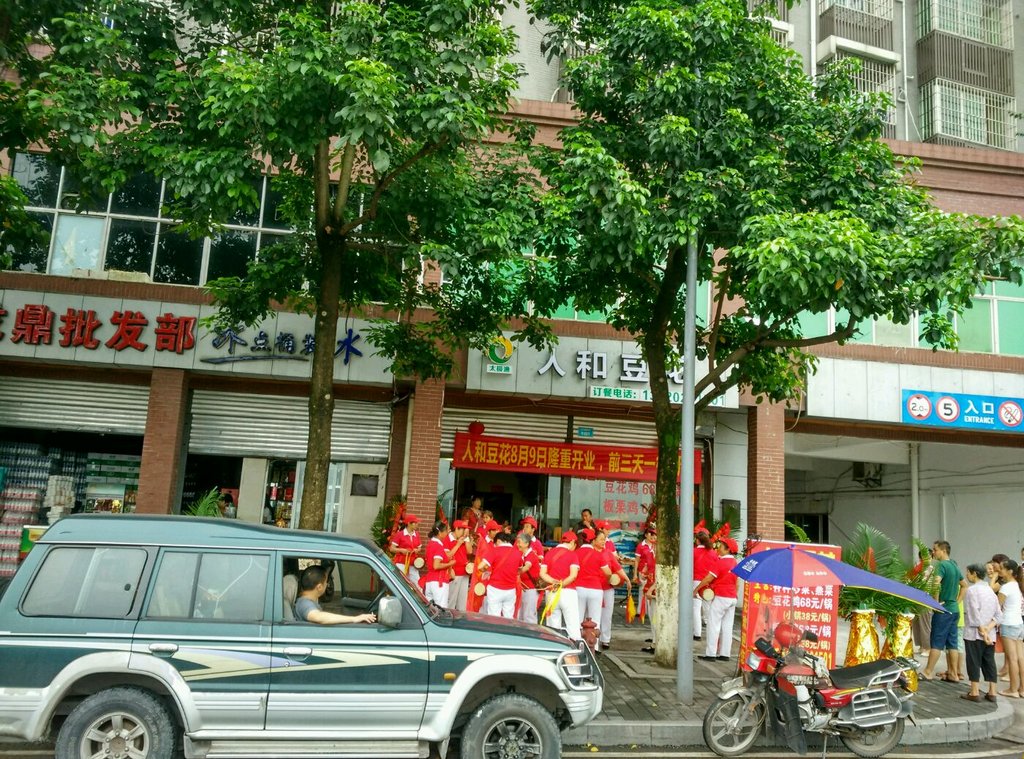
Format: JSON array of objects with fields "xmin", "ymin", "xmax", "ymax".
[
  {"xmin": 823, "ymin": 52, "xmax": 897, "ymax": 137},
  {"xmin": 916, "ymin": 30, "xmax": 1014, "ymax": 95},
  {"xmin": 747, "ymin": 0, "xmax": 790, "ymax": 22},
  {"xmin": 818, "ymin": 0, "xmax": 894, "ymax": 51},
  {"xmin": 920, "ymin": 78, "xmax": 1016, "ymax": 150},
  {"xmin": 916, "ymin": 0, "xmax": 1012, "ymax": 49}
]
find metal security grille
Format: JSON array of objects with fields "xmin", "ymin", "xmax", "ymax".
[
  {"xmin": 818, "ymin": 0, "xmax": 894, "ymax": 50},
  {"xmin": 916, "ymin": 0, "xmax": 1012, "ymax": 48},
  {"xmin": 920, "ymin": 78, "xmax": 1016, "ymax": 150},
  {"xmin": 747, "ymin": 0, "xmax": 790, "ymax": 22},
  {"xmin": 189, "ymin": 390, "xmax": 391, "ymax": 461},
  {"xmin": 441, "ymin": 409, "xmax": 570, "ymax": 456},
  {"xmin": 822, "ymin": 53, "xmax": 897, "ymax": 138},
  {"xmin": 0, "ymin": 377, "xmax": 149, "ymax": 434}
]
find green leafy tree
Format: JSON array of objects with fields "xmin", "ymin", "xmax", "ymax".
[
  {"xmin": 530, "ymin": 0, "xmax": 1024, "ymax": 663},
  {"xmin": 18, "ymin": 0, "xmax": 550, "ymax": 529}
]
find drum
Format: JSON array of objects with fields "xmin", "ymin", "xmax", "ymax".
[
  {"xmin": 465, "ymin": 562, "xmax": 475, "ymax": 575},
  {"xmin": 608, "ymin": 574, "xmax": 621, "ymax": 586},
  {"xmin": 473, "ymin": 582, "xmax": 487, "ymax": 596},
  {"xmin": 412, "ymin": 556, "xmax": 425, "ymax": 569},
  {"xmin": 701, "ymin": 587, "xmax": 715, "ymax": 602}
]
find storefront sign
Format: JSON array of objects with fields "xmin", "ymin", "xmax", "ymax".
[
  {"xmin": 466, "ymin": 332, "xmax": 739, "ymax": 408},
  {"xmin": 0, "ymin": 289, "xmax": 393, "ymax": 385},
  {"xmin": 452, "ymin": 431, "xmax": 701, "ymax": 483},
  {"xmin": 740, "ymin": 540, "xmax": 843, "ymax": 670},
  {"xmin": 902, "ymin": 389, "xmax": 1024, "ymax": 432}
]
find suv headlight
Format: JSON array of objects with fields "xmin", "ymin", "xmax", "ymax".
[{"xmin": 558, "ymin": 648, "xmax": 601, "ymax": 689}]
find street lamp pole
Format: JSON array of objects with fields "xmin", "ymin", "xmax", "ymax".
[{"xmin": 676, "ymin": 230, "xmax": 698, "ymax": 703}]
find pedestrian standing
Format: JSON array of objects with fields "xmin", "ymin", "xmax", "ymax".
[
  {"xmin": 921, "ymin": 540, "xmax": 967, "ymax": 683},
  {"xmin": 598, "ymin": 527, "xmax": 630, "ymax": 650},
  {"xmin": 636, "ymin": 527, "xmax": 658, "ymax": 653},
  {"xmin": 479, "ymin": 531, "xmax": 520, "ymax": 618},
  {"xmin": 540, "ymin": 531, "xmax": 582, "ymax": 642},
  {"xmin": 575, "ymin": 528, "xmax": 611, "ymax": 648},
  {"xmin": 424, "ymin": 521, "xmax": 453, "ymax": 608},
  {"xmin": 997, "ymin": 558, "xmax": 1024, "ymax": 698},
  {"xmin": 961, "ymin": 563, "xmax": 1002, "ymax": 702},
  {"xmin": 447, "ymin": 520, "xmax": 472, "ymax": 611},
  {"xmin": 694, "ymin": 536, "xmax": 738, "ymax": 661},
  {"xmin": 517, "ymin": 532, "xmax": 542, "ymax": 624},
  {"xmin": 389, "ymin": 514, "xmax": 422, "ymax": 583},
  {"xmin": 693, "ymin": 525, "xmax": 715, "ymax": 641}
]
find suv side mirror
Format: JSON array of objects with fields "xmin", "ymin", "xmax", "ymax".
[{"xmin": 378, "ymin": 596, "xmax": 402, "ymax": 628}]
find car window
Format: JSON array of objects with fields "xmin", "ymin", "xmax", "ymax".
[
  {"xmin": 281, "ymin": 555, "xmax": 401, "ymax": 623},
  {"xmin": 22, "ymin": 546, "xmax": 147, "ymax": 618},
  {"xmin": 147, "ymin": 551, "xmax": 269, "ymax": 621}
]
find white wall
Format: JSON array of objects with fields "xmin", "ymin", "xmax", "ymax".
[
  {"xmin": 502, "ymin": 4, "xmax": 562, "ymax": 102},
  {"xmin": 786, "ymin": 439, "xmax": 1024, "ymax": 565},
  {"xmin": 713, "ymin": 411, "xmax": 749, "ymax": 545}
]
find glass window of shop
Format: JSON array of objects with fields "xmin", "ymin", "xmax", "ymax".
[{"xmin": 6, "ymin": 151, "xmax": 292, "ymax": 285}]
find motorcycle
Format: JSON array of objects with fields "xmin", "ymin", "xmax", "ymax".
[{"xmin": 702, "ymin": 622, "xmax": 917, "ymax": 758}]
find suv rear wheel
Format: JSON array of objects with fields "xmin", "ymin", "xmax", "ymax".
[
  {"xmin": 56, "ymin": 686, "xmax": 175, "ymax": 759},
  {"xmin": 459, "ymin": 693, "xmax": 559, "ymax": 759}
]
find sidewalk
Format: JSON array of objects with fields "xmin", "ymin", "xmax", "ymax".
[{"xmin": 563, "ymin": 607, "xmax": 1015, "ymax": 748}]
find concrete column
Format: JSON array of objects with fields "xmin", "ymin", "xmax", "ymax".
[
  {"xmin": 746, "ymin": 402, "xmax": 786, "ymax": 540},
  {"xmin": 136, "ymin": 368, "xmax": 190, "ymax": 514},
  {"xmin": 405, "ymin": 379, "xmax": 444, "ymax": 524}
]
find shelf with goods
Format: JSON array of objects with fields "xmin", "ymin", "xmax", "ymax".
[
  {"xmin": 0, "ymin": 442, "xmax": 51, "ymax": 578},
  {"xmin": 84, "ymin": 453, "xmax": 140, "ymax": 514},
  {"xmin": 265, "ymin": 461, "xmax": 298, "ymax": 528}
]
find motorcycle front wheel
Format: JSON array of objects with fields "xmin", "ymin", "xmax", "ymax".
[
  {"xmin": 702, "ymin": 695, "xmax": 766, "ymax": 757},
  {"xmin": 839, "ymin": 717, "xmax": 905, "ymax": 758}
]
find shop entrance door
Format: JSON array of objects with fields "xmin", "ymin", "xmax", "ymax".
[{"xmin": 329, "ymin": 463, "xmax": 386, "ymax": 541}]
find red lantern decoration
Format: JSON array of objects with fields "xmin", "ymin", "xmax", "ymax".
[{"xmin": 468, "ymin": 420, "xmax": 485, "ymax": 436}]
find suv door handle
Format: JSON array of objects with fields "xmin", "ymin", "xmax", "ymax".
[
  {"xmin": 283, "ymin": 646, "xmax": 312, "ymax": 659},
  {"xmin": 148, "ymin": 643, "xmax": 179, "ymax": 655}
]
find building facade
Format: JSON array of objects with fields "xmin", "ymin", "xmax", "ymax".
[{"xmin": 2, "ymin": 6, "xmax": 1024, "ymax": 573}]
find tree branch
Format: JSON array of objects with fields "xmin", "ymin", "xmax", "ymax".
[
  {"xmin": 332, "ymin": 141, "xmax": 357, "ymax": 224},
  {"xmin": 706, "ymin": 268, "xmax": 730, "ymax": 371},
  {"xmin": 762, "ymin": 316, "xmax": 856, "ymax": 349},
  {"xmin": 313, "ymin": 139, "xmax": 330, "ymax": 231},
  {"xmin": 694, "ymin": 369, "xmax": 743, "ymax": 413},
  {"xmin": 337, "ymin": 136, "xmax": 450, "ymax": 237}
]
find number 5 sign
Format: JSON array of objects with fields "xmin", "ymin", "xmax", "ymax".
[{"xmin": 902, "ymin": 389, "xmax": 1024, "ymax": 433}]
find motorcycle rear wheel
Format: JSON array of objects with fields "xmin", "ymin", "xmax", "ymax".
[
  {"xmin": 703, "ymin": 695, "xmax": 766, "ymax": 757},
  {"xmin": 839, "ymin": 718, "xmax": 905, "ymax": 758}
]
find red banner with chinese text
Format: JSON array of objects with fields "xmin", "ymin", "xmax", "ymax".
[
  {"xmin": 452, "ymin": 432, "xmax": 701, "ymax": 484},
  {"xmin": 739, "ymin": 540, "xmax": 843, "ymax": 670}
]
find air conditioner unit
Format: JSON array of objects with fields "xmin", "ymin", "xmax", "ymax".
[{"xmin": 852, "ymin": 462, "xmax": 883, "ymax": 488}]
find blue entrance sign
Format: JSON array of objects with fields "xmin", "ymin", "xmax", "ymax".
[{"xmin": 901, "ymin": 389, "xmax": 1024, "ymax": 432}]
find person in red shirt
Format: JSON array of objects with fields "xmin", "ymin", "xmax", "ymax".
[
  {"xmin": 424, "ymin": 521, "xmax": 454, "ymax": 607},
  {"xmin": 693, "ymin": 526, "xmax": 716, "ymax": 641},
  {"xmin": 479, "ymin": 531, "xmax": 521, "ymax": 618},
  {"xmin": 446, "ymin": 519, "xmax": 472, "ymax": 610},
  {"xmin": 389, "ymin": 514, "xmax": 423, "ymax": 582},
  {"xmin": 517, "ymin": 531, "xmax": 543, "ymax": 624},
  {"xmin": 598, "ymin": 528, "xmax": 631, "ymax": 650},
  {"xmin": 519, "ymin": 515, "xmax": 545, "ymax": 558},
  {"xmin": 633, "ymin": 525, "xmax": 657, "ymax": 653},
  {"xmin": 466, "ymin": 519, "xmax": 500, "ymax": 613},
  {"xmin": 540, "ymin": 531, "xmax": 581, "ymax": 641},
  {"xmin": 694, "ymin": 536, "xmax": 739, "ymax": 661},
  {"xmin": 575, "ymin": 528, "xmax": 611, "ymax": 649}
]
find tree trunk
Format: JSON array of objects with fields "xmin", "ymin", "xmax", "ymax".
[
  {"xmin": 299, "ymin": 235, "xmax": 344, "ymax": 530},
  {"xmin": 644, "ymin": 331, "xmax": 683, "ymax": 667}
]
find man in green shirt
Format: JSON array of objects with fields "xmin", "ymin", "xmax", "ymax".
[{"xmin": 921, "ymin": 540, "xmax": 967, "ymax": 681}]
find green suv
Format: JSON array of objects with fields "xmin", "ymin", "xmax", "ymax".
[{"xmin": 0, "ymin": 515, "xmax": 602, "ymax": 759}]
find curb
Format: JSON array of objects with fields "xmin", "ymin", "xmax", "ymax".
[{"xmin": 563, "ymin": 698, "xmax": 1014, "ymax": 749}]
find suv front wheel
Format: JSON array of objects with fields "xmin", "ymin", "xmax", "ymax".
[
  {"xmin": 56, "ymin": 686, "xmax": 176, "ymax": 759},
  {"xmin": 459, "ymin": 693, "xmax": 560, "ymax": 759}
]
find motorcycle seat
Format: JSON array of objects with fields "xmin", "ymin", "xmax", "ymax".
[{"xmin": 829, "ymin": 659, "xmax": 901, "ymax": 689}]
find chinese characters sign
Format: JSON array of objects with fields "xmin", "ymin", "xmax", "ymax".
[
  {"xmin": 0, "ymin": 289, "xmax": 392, "ymax": 385},
  {"xmin": 452, "ymin": 431, "xmax": 702, "ymax": 483},
  {"xmin": 902, "ymin": 389, "xmax": 1024, "ymax": 432},
  {"xmin": 739, "ymin": 540, "xmax": 843, "ymax": 670},
  {"xmin": 467, "ymin": 333, "xmax": 739, "ymax": 408}
]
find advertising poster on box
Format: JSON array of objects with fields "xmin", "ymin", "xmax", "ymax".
[{"xmin": 740, "ymin": 540, "xmax": 843, "ymax": 669}]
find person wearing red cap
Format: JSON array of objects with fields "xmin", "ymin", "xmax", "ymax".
[
  {"xmin": 635, "ymin": 526, "xmax": 658, "ymax": 653},
  {"xmin": 446, "ymin": 519, "xmax": 472, "ymax": 610},
  {"xmin": 389, "ymin": 515, "xmax": 423, "ymax": 582},
  {"xmin": 519, "ymin": 515, "xmax": 545, "ymax": 558},
  {"xmin": 540, "ymin": 531, "xmax": 581, "ymax": 641},
  {"xmin": 693, "ymin": 526, "xmax": 716, "ymax": 641},
  {"xmin": 424, "ymin": 521, "xmax": 454, "ymax": 608},
  {"xmin": 598, "ymin": 527, "xmax": 631, "ymax": 650},
  {"xmin": 479, "ymin": 531, "xmax": 522, "ymax": 618},
  {"xmin": 575, "ymin": 527, "xmax": 612, "ymax": 650},
  {"xmin": 694, "ymin": 535, "xmax": 739, "ymax": 661}
]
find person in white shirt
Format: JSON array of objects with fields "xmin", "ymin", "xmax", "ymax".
[{"xmin": 997, "ymin": 558, "xmax": 1024, "ymax": 698}]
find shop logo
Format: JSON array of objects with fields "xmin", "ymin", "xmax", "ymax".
[{"xmin": 486, "ymin": 336, "xmax": 514, "ymax": 375}]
